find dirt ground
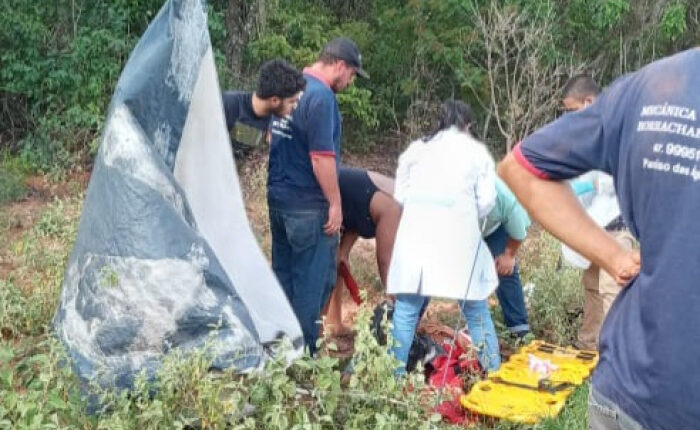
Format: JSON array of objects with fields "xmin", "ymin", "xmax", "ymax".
[{"xmin": 0, "ymin": 171, "xmax": 88, "ymax": 278}]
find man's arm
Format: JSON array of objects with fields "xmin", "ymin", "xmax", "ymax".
[
  {"xmin": 311, "ymin": 155, "xmax": 342, "ymax": 235},
  {"xmin": 492, "ymin": 183, "xmax": 528, "ymax": 276},
  {"xmin": 498, "ymin": 179, "xmax": 531, "ymax": 241},
  {"xmin": 495, "ymin": 238, "xmax": 522, "ymax": 276},
  {"xmin": 498, "ymin": 153, "xmax": 639, "ymax": 285}
]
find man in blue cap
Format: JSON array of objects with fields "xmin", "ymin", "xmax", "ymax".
[{"xmin": 268, "ymin": 37, "xmax": 368, "ymax": 353}]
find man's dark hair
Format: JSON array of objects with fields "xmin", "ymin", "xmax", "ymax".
[
  {"xmin": 562, "ymin": 74, "xmax": 601, "ymax": 100},
  {"xmin": 256, "ymin": 59, "xmax": 306, "ymax": 99},
  {"xmin": 424, "ymin": 100, "xmax": 474, "ymax": 142}
]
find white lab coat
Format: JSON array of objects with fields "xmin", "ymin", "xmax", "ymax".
[{"xmin": 387, "ymin": 127, "xmax": 498, "ymax": 301}]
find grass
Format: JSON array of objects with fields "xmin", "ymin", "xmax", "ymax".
[
  {"xmin": 0, "ymin": 153, "xmax": 591, "ymax": 429},
  {"xmin": 0, "ymin": 196, "xmax": 81, "ymax": 339},
  {"xmin": 0, "ymin": 165, "xmax": 26, "ymax": 206}
]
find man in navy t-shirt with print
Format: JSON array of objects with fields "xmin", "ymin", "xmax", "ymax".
[
  {"xmin": 499, "ymin": 48, "xmax": 700, "ymax": 430},
  {"xmin": 268, "ymin": 37, "xmax": 369, "ymax": 353}
]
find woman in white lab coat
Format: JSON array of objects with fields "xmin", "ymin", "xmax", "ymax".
[{"xmin": 387, "ymin": 100, "xmax": 501, "ymax": 373}]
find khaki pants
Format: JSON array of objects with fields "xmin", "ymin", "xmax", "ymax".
[{"xmin": 576, "ymin": 230, "xmax": 636, "ymax": 351}]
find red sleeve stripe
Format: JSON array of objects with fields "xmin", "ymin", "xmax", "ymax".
[
  {"xmin": 309, "ymin": 151, "xmax": 336, "ymax": 158},
  {"xmin": 513, "ymin": 142, "xmax": 549, "ymax": 179},
  {"xmin": 513, "ymin": 143, "xmax": 549, "ymax": 179}
]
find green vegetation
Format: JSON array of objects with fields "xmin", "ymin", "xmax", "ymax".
[
  {"xmin": 0, "ymin": 167, "xmax": 26, "ymax": 206},
  {"xmin": 1, "ymin": 0, "xmax": 697, "ymax": 165},
  {"xmin": 0, "ymin": 0, "xmax": 229, "ymax": 172},
  {"xmin": 519, "ymin": 231, "xmax": 584, "ymax": 347},
  {"xmin": 0, "ymin": 164, "xmax": 592, "ymax": 429},
  {"xmin": 1, "ymin": 0, "xmax": 695, "ymax": 427}
]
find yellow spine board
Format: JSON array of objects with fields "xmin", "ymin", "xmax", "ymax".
[{"xmin": 460, "ymin": 340, "xmax": 598, "ymax": 424}]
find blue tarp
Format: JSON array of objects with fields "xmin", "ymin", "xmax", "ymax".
[{"xmin": 53, "ymin": 0, "xmax": 303, "ymax": 389}]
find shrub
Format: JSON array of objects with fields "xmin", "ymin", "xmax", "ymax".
[
  {"xmin": 519, "ymin": 230, "xmax": 584, "ymax": 345},
  {"xmin": 0, "ymin": 338, "xmax": 92, "ymax": 429},
  {"xmin": 0, "ymin": 166, "xmax": 26, "ymax": 205}
]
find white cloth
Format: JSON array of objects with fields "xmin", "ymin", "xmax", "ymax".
[
  {"xmin": 562, "ymin": 171, "xmax": 622, "ymax": 269},
  {"xmin": 387, "ymin": 127, "xmax": 498, "ymax": 301}
]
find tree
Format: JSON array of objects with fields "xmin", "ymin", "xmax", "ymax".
[
  {"xmin": 225, "ymin": 0, "xmax": 266, "ymax": 82},
  {"xmin": 461, "ymin": 1, "xmax": 581, "ymax": 151}
]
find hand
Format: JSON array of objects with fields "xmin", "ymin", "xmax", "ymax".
[
  {"xmin": 495, "ymin": 253, "xmax": 516, "ymax": 276},
  {"xmin": 324, "ymin": 203, "xmax": 342, "ymax": 235},
  {"xmin": 608, "ymin": 249, "xmax": 641, "ymax": 286}
]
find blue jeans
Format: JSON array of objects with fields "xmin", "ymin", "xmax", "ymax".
[
  {"xmin": 269, "ymin": 206, "xmax": 338, "ymax": 354},
  {"xmin": 485, "ymin": 225, "xmax": 529, "ymax": 333},
  {"xmin": 391, "ymin": 294, "xmax": 501, "ymax": 374}
]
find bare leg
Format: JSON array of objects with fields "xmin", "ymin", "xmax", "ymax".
[
  {"xmin": 322, "ymin": 231, "xmax": 358, "ymax": 336},
  {"xmin": 323, "ymin": 278, "xmax": 353, "ymax": 336},
  {"xmin": 371, "ymin": 192, "xmax": 402, "ymax": 287}
]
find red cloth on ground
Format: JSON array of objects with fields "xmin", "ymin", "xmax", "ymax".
[
  {"xmin": 433, "ymin": 397, "xmax": 478, "ymax": 425},
  {"xmin": 428, "ymin": 343, "xmax": 480, "ymax": 389}
]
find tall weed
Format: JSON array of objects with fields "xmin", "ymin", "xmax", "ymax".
[
  {"xmin": 0, "ymin": 164, "xmax": 26, "ymax": 205},
  {"xmin": 519, "ymin": 230, "xmax": 584, "ymax": 346}
]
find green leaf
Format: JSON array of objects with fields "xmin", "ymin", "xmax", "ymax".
[
  {"xmin": 47, "ymin": 392, "xmax": 68, "ymax": 411},
  {"xmin": 0, "ymin": 370, "xmax": 12, "ymax": 388},
  {"xmin": 0, "ymin": 345, "xmax": 15, "ymax": 363},
  {"xmin": 31, "ymin": 411, "xmax": 44, "ymax": 427}
]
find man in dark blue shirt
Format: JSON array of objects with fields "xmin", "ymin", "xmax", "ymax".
[
  {"xmin": 222, "ymin": 59, "xmax": 305, "ymax": 133},
  {"xmin": 499, "ymin": 48, "xmax": 700, "ymax": 430},
  {"xmin": 268, "ymin": 38, "xmax": 368, "ymax": 353}
]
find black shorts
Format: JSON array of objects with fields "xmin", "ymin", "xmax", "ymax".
[{"xmin": 339, "ymin": 166, "xmax": 379, "ymax": 238}]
